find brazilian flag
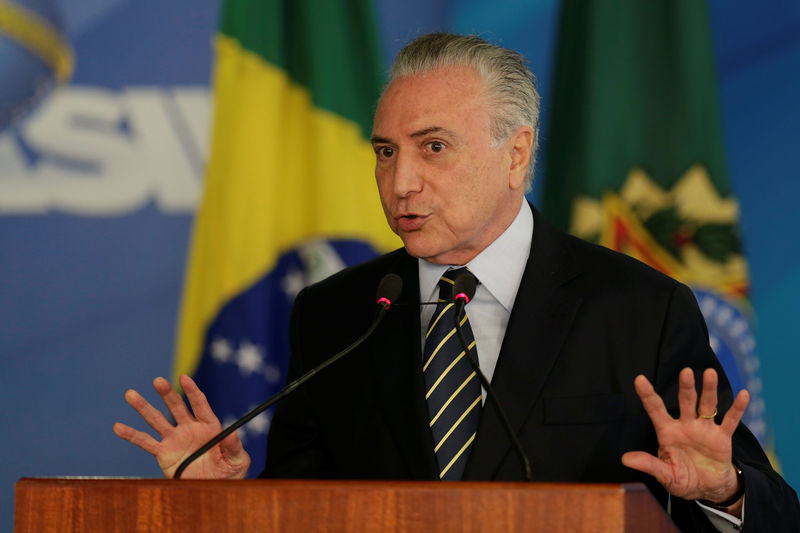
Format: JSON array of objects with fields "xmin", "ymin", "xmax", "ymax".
[
  {"xmin": 173, "ymin": 0, "xmax": 400, "ymax": 476},
  {"xmin": 542, "ymin": 0, "xmax": 772, "ymax": 454}
]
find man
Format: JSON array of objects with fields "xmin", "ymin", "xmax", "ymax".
[{"xmin": 115, "ymin": 33, "xmax": 799, "ymax": 531}]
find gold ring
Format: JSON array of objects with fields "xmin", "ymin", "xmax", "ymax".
[{"xmin": 699, "ymin": 408, "xmax": 717, "ymax": 419}]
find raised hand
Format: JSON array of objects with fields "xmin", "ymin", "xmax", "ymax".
[
  {"xmin": 113, "ymin": 374, "xmax": 250, "ymax": 479},
  {"xmin": 622, "ymin": 368, "xmax": 749, "ymax": 513}
]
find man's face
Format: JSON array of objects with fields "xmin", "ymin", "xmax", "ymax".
[{"xmin": 371, "ymin": 65, "xmax": 527, "ymax": 265}]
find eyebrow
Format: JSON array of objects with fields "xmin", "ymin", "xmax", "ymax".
[
  {"xmin": 411, "ymin": 126, "xmax": 455, "ymax": 138},
  {"xmin": 371, "ymin": 126, "xmax": 455, "ymax": 145}
]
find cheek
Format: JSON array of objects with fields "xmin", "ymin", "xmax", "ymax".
[
  {"xmin": 374, "ymin": 176, "xmax": 396, "ymax": 221},
  {"xmin": 374, "ymin": 172, "xmax": 391, "ymax": 201},
  {"xmin": 451, "ymin": 164, "xmax": 490, "ymax": 203},
  {"xmin": 449, "ymin": 169, "xmax": 504, "ymax": 225},
  {"xmin": 433, "ymin": 185, "xmax": 481, "ymax": 235}
]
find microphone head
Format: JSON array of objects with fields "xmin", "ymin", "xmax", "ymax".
[
  {"xmin": 453, "ymin": 271, "xmax": 477, "ymax": 304},
  {"xmin": 376, "ymin": 273, "xmax": 403, "ymax": 309}
]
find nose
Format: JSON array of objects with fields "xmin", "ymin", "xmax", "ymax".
[{"xmin": 391, "ymin": 151, "xmax": 423, "ymax": 198}]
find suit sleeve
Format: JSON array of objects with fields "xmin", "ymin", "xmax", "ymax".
[
  {"xmin": 654, "ymin": 284, "xmax": 800, "ymax": 531},
  {"xmin": 260, "ymin": 286, "xmax": 332, "ymax": 478}
]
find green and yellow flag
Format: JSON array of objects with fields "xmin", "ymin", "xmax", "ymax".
[
  {"xmin": 173, "ymin": 0, "xmax": 399, "ymax": 476},
  {"xmin": 543, "ymin": 0, "xmax": 772, "ymax": 452}
]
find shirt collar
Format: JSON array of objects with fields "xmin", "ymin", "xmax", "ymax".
[{"xmin": 418, "ymin": 201, "xmax": 533, "ymax": 311}]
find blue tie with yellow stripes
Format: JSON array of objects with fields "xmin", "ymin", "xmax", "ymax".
[{"xmin": 423, "ymin": 267, "xmax": 482, "ymax": 480}]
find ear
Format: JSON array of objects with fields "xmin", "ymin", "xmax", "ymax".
[{"xmin": 507, "ymin": 126, "xmax": 534, "ymax": 190}]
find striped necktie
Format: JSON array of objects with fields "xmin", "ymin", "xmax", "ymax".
[{"xmin": 423, "ymin": 267, "xmax": 482, "ymax": 480}]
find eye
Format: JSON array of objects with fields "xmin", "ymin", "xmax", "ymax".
[
  {"xmin": 375, "ymin": 146, "xmax": 395, "ymax": 159},
  {"xmin": 427, "ymin": 141, "xmax": 445, "ymax": 153},
  {"xmin": 374, "ymin": 146, "xmax": 394, "ymax": 159}
]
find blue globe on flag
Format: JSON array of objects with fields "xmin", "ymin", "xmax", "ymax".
[{"xmin": 0, "ymin": 0, "xmax": 73, "ymax": 130}]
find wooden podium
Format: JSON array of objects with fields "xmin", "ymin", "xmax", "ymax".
[{"xmin": 15, "ymin": 478, "xmax": 678, "ymax": 532}]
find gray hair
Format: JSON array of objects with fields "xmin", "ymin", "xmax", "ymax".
[{"xmin": 387, "ymin": 33, "xmax": 540, "ymax": 189}]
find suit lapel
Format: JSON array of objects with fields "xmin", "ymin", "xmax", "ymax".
[
  {"xmin": 465, "ymin": 207, "xmax": 583, "ymax": 480},
  {"xmin": 370, "ymin": 251, "xmax": 439, "ymax": 479}
]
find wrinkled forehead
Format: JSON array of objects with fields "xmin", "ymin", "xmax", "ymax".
[
  {"xmin": 380, "ymin": 63, "xmax": 487, "ymax": 102},
  {"xmin": 372, "ymin": 65, "xmax": 490, "ymax": 135}
]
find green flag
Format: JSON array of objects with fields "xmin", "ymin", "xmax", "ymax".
[{"xmin": 542, "ymin": 0, "xmax": 773, "ymax": 455}]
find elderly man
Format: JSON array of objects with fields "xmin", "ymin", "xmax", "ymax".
[{"xmin": 115, "ymin": 33, "xmax": 799, "ymax": 531}]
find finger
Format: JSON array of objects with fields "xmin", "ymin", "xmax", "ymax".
[
  {"xmin": 720, "ymin": 389, "xmax": 750, "ymax": 436},
  {"xmin": 218, "ymin": 431, "xmax": 251, "ymax": 474},
  {"xmin": 123, "ymin": 388, "xmax": 175, "ymax": 436},
  {"xmin": 697, "ymin": 368, "xmax": 719, "ymax": 420},
  {"xmin": 633, "ymin": 375, "xmax": 673, "ymax": 429},
  {"xmin": 180, "ymin": 374, "xmax": 220, "ymax": 425},
  {"xmin": 220, "ymin": 431, "xmax": 247, "ymax": 459},
  {"xmin": 153, "ymin": 377, "xmax": 193, "ymax": 424},
  {"xmin": 621, "ymin": 451, "xmax": 673, "ymax": 487},
  {"xmin": 113, "ymin": 422, "xmax": 161, "ymax": 456},
  {"xmin": 678, "ymin": 367, "xmax": 698, "ymax": 419}
]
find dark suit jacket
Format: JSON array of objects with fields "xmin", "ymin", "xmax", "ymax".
[{"xmin": 263, "ymin": 206, "xmax": 799, "ymax": 532}]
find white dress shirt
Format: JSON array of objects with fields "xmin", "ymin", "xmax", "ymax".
[
  {"xmin": 418, "ymin": 200, "xmax": 532, "ymax": 390},
  {"xmin": 416, "ymin": 200, "xmax": 743, "ymax": 531}
]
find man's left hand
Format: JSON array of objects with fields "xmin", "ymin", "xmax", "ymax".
[{"xmin": 622, "ymin": 368, "xmax": 749, "ymax": 513}]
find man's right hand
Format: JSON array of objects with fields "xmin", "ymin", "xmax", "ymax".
[{"xmin": 113, "ymin": 374, "xmax": 250, "ymax": 479}]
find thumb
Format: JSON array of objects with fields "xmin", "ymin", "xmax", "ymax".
[
  {"xmin": 220, "ymin": 431, "xmax": 250, "ymax": 465},
  {"xmin": 622, "ymin": 451, "xmax": 672, "ymax": 487}
]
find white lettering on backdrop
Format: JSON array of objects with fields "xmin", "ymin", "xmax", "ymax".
[{"xmin": 0, "ymin": 86, "xmax": 210, "ymax": 215}]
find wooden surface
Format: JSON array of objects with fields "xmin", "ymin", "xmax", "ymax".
[{"xmin": 15, "ymin": 478, "xmax": 679, "ymax": 533}]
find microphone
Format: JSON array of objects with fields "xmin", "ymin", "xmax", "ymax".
[
  {"xmin": 452, "ymin": 272, "xmax": 533, "ymax": 481},
  {"xmin": 452, "ymin": 271, "xmax": 477, "ymax": 307},
  {"xmin": 376, "ymin": 272, "xmax": 402, "ymax": 310},
  {"xmin": 173, "ymin": 273, "xmax": 403, "ymax": 479}
]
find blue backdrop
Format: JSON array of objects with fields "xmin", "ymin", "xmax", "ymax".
[{"xmin": 1, "ymin": 1, "xmax": 798, "ymax": 529}]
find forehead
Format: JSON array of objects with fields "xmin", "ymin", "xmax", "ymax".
[{"xmin": 372, "ymin": 65, "xmax": 490, "ymax": 139}]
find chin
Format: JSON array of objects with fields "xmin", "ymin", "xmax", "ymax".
[
  {"xmin": 407, "ymin": 246, "xmax": 457, "ymax": 265},
  {"xmin": 400, "ymin": 233, "xmax": 465, "ymax": 264},
  {"xmin": 400, "ymin": 236, "xmax": 439, "ymax": 261}
]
